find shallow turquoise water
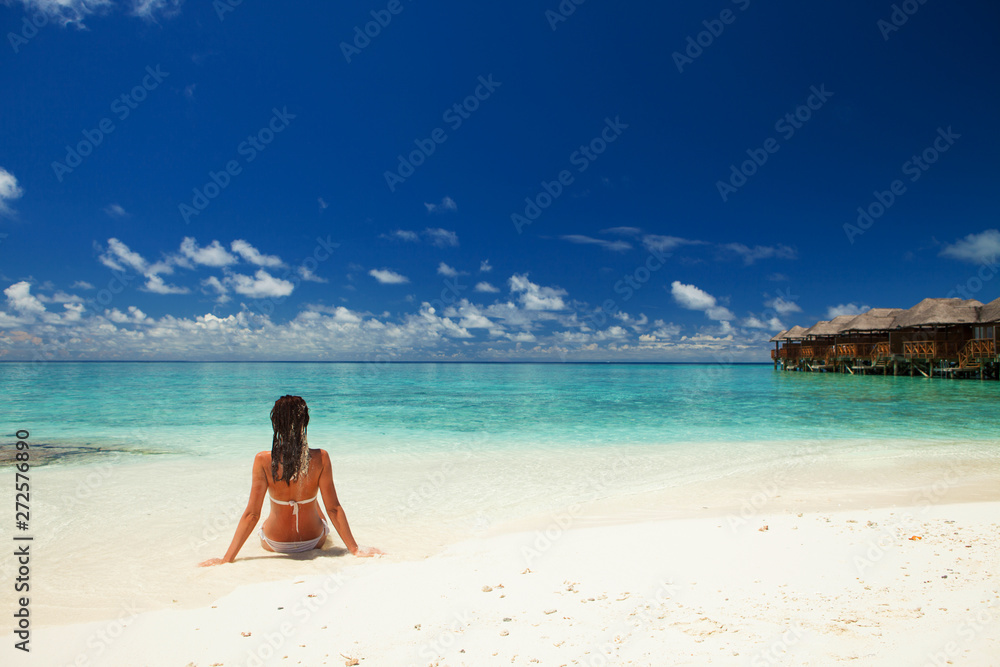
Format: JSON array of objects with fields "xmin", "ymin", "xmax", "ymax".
[{"xmin": 3, "ymin": 362, "xmax": 999, "ymax": 462}]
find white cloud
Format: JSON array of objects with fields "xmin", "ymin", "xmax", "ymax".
[
  {"xmin": 381, "ymin": 228, "xmax": 458, "ymax": 247},
  {"xmin": 12, "ymin": 0, "xmax": 179, "ymax": 26},
  {"xmin": 103, "ymin": 203, "xmax": 128, "ymax": 218},
  {"xmin": 14, "ymin": 0, "xmax": 110, "ymax": 26},
  {"xmin": 437, "ymin": 262, "xmax": 461, "ymax": 277},
  {"xmin": 72, "ymin": 280, "xmax": 95, "ymax": 290},
  {"xmin": 509, "ymin": 274, "xmax": 568, "ymax": 311},
  {"xmin": 706, "ymin": 306, "xmax": 736, "ymax": 321},
  {"xmin": 424, "ymin": 196, "xmax": 457, "ymax": 213},
  {"xmin": 100, "ymin": 238, "xmax": 149, "ymax": 273},
  {"xmin": 60, "ymin": 301, "xmax": 85, "ymax": 322},
  {"xmin": 147, "ymin": 259, "xmax": 175, "ymax": 276},
  {"xmin": 369, "ymin": 268, "xmax": 410, "ymax": 285},
  {"xmin": 318, "ymin": 197, "xmax": 329, "ymax": 210},
  {"xmin": 480, "ymin": 259, "xmax": 492, "ymax": 273},
  {"xmin": 384, "ymin": 229, "xmax": 420, "ymax": 242},
  {"xmin": 298, "ymin": 265, "xmax": 327, "ymax": 283},
  {"xmin": 670, "ymin": 280, "xmax": 734, "ymax": 321},
  {"xmin": 940, "ymin": 229, "xmax": 1000, "ymax": 264},
  {"xmin": 201, "ymin": 276, "xmax": 229, "ymax": 303},
  {"xmin": 602, "ymin": 226, "xmax": 642, "ymax": 237},
  {"xmin": 764, "ymin": 295, "xmax": 801, "ymax": 315},
  {"xmin": 722, "ymin": 243, "xmax": 797, "ymax": 265},
  {"xmin": 143, "ymin": 274, "xmax": 189, "ymax": 295},
  {"xmin": 231, "ymin": 239, "xmax": 283, "ymax": 268},
  {"xmin": 38, "ymin": 290, "xmax": 82, "ymax": 304},
  {"xmin": 97, "ymin": 238, "xmax": 189, "ymax": 293},
  {"xmin": 742, "ymin": 316, "xmax": 784, "ymax": 330},
  {"xmin": 180, "ymin": 237, "xmax": 237, "ymax": 267},
  {"xmin": 475, "ymin": 281, "xmax": 499, "ymax": 293},
  {"xmin": 106, "ymin": 305, "xmax": 147, "ymax": 323},
  {"xmin": 302, "ymin": 305, "xmax": 363, "ymax": 323},
  {"xmin": 671, "ymin": 281, "xmax": 715, "ymax": 311},
  {"xmin": 826, "ymin": 303, "xmax": 869, "ymax": 319},
  {"xmin": 561, "ymin": 235, "xmax": 632, "ymax": 252},
  {"xmin": 4, "ymin": 281, "xmax": 46, "ymax": 315},
  {"xmin": 424, "ymin": 227, "xmax": 459, "ymax": 247},
  {"xmin": 226, "ymin": 270, "xmax": 294, "ymax": 298},
  {"xmin": 444, "ymin": 300, "xmax": 494, "ymax": 329},
  {"xmin": 642, "ymin": 235, "xmax": 699, "ymax": 253},
  {"xmin": 614, "ymin": 312, "xmax": 649, "ymax": 332},
  {"xmin": 129, "ymin": 0, "xmax": 183, "ymax": 19},
  {"xmin": 650, "ymin": 320, "xmax": 682, "ymax": 339}
]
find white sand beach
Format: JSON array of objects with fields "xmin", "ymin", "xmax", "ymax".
[{"xmin": 5, "ymin": 496, "xmax": 998, "ymax": 666}]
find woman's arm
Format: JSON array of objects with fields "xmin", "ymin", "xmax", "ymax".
[
  {"xmin": 318, "ymin": 449, "xmax": 382, "ymax": 557},
  {"xmin": 199, "ymin": 453, "xmax": 268, "ymax": 566}
]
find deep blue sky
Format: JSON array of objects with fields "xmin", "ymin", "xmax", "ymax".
[{"xmin": 1, "ymin": 0, "xmax": 998, "ymax": 360}]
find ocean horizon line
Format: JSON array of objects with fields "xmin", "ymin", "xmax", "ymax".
[{"xmin": 0, "ymin": 359, "xmax": 773, "ymax": 365}]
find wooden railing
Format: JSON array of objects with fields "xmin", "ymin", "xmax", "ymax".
[
  {"xmin": 799, "ymin": 345, "xmax": 831, "ymax": 360},
  {"xmin": 959, "ymin": 339, "xmax": 996, "ymax": 368},
  {"xmin": 800, "ymin": 345, "xmax": 832, "ymax": 360},
  {"xmin": 903, "ymin": 341, "xmax": 958, "ymax": 358},
  {"xmin": 836, "ymin": 343, "xmax": 875, "ymax": 358},
  {"xmin": 870, "ymin": 341, "xmax": 891, "ymax": 364}
]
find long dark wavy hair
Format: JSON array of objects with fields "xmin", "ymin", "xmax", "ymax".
[{"xmin": 270, "ymin": 395, "xmax": 311, "ymax": 483}]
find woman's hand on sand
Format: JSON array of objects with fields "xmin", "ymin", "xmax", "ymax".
[
  {"xmin": 352, "ymin": 545, "xmax": 384, "ymax": 558},
  {"xmin": 198, "ymin": 557, "xmax": 226, "ymax": 567}
]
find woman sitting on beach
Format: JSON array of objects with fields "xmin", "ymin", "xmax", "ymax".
[{"xmin": 200, "ymin": 395, "xmax": 381, "ymax": 565}]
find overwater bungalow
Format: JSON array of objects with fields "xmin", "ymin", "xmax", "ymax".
[
  {"xmin": 770, "ymin": 325, "xmax": 809, "ymax": 366},
  {"xmin": 772, "ymin": 297, "xmax": 1000, "ymax": 379}
]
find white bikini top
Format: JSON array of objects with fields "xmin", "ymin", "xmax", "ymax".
[{"xmin": 268, "ymin": 491, "xmax": 319, "ymax": 532}]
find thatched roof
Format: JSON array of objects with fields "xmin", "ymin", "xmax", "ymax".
[
  {"xmin": 980, "ymin": 297, "xmax": 1000, "ymax": 323},
  {"xmin": 891, "ymin": 298, "xmax": 983, "ymax": 329},
  {"xmin": 769, "ymin": 329, "xmax": 788, "ymax": 343},
  {"xmin": 800, "ymin": 320, "xmax": 828, "ymax": 337},
  {"xmin": 830, "ymin": 313, "xmax": 861, "ymax": 330},
  {"xmin": 773, "ymin": 298, "xmax": 1000, "ymax": 344},
  {"xmin": 802, "ymin": 315, "xmax": 857, "ymax": 338},
  {"xmin": 842, "ymin": 308, "xmax": 903, "ymax": 332},
  {"xmin": 775, "ymin": 325, "xmax": 809, "ymax": 340}
]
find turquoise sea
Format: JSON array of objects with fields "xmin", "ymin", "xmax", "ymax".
[{"xmin": 5, "ymin": 361, "xmax": 1000, "ymax": 460}]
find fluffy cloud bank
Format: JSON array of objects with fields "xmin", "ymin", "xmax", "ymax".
[{"xmin": 0, "ymin": 276, "xmax": 778, "ymax": 362}]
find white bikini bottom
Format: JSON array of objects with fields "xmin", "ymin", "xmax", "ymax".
[{"xmin": 259, "ymin": 518, "xmax": 328, "ymax": 554}]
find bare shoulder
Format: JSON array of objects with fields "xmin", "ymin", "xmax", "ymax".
[{"xmin": 254, "ymin": 451, "xmax": 271, "ymax": 466}]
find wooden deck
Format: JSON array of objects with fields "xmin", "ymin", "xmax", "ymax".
[{"xmin": 773, "ymin": 338, "xmax": 999, "ymax": 380}]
